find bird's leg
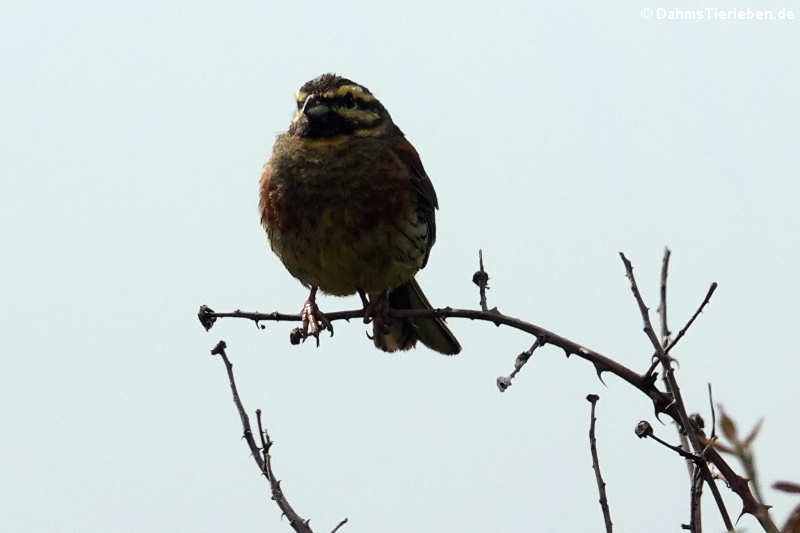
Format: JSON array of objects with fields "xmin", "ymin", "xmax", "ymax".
[
  {"xmin": 363, "ymin": 289, "xmax": 391, "ymax": 334},
  {"xmin": 300, "ymin": 286, "xmax": 333, "ymax": 346}
]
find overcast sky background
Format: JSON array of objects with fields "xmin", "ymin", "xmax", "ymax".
[{"xmin": 2, "ymin": 1, "xmax": 799, "ymax": 531}]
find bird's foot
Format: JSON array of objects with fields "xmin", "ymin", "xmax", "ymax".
[
  {"xmin": 298, "ymin": 287, "xmax": 333, "ymax": 347},
  {"xmin": 363, "ymin": 290, "xmax": 391, "ymax": 335}
]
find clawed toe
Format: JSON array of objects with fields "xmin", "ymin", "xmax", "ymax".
[
  {"xmin": 363, "ymin": 290, "xmax": 392, "ymax": 334},
  {"xmin": 296, "ymin": 287, "xmax": 333, "ymax": 347}
]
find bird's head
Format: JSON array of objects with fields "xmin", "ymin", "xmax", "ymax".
[{"xmin": 288, "ymin": 74, "xmax": 395, "ymax": 139}]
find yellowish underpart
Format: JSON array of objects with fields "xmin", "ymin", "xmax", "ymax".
[{"xmin": 270, "ymin": 208, "xmax": 423, "ymax": 296}]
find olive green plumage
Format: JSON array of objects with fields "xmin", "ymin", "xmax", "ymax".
[{"xmin": 260, "ymin": 74, "xmax": 460, "ymax": 355}]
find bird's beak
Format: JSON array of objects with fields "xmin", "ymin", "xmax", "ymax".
[{"xmin": 301, "ymin": 95, "xmax": 331, "ymax": 120}]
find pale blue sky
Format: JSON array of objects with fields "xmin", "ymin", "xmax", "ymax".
[{"xmin": 2, "ymin": 1, "xmax": 799, "ymax": 531}]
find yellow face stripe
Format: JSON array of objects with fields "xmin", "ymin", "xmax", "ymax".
[
  {"xmin": 321, "ymin": 84, "xmax": 375, "ymax": 102},
  {"xmin": 353, "ymin": 126, "xmax": 387, "ymax": 137},
  {"xmin": 294, "ymin": 84, "xmax": 375, "ymax": 105},
  {"xmin": 334, "ymin": 107, "xmax": 380, "ymax": 122}
]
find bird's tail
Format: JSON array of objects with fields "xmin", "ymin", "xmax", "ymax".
[{"xmin": 372, "ymin": 278, "xmax": 461, "ymax": 355}]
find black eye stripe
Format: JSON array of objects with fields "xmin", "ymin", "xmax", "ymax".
[{"xmin": 297, "ymin": 91, "xmax": 379, "ymax": 112}]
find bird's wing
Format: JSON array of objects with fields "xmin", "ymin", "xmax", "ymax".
[{"xmin": 391, "ymin": 135, "xmax": 438, "ymax": 268}]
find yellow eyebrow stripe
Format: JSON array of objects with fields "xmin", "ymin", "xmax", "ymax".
[
  {"xmin": 322, "ymin": 85, "xmax": 375, "ymax": 102},
  {"xmin": 334, "ymin": 107, "xmax": 380, "ymax": 122},
  {"xmin": 295, "ymin": 85, "xmax": 375, "ymax": 104}
]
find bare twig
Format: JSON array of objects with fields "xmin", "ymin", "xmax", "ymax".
[
  {"xmin": 200, "ymin": 304, "xmax": 671, "ymax": 411},
  {"xmin": 665, "ymin": 282, "xmax": 718, "ymax": 356},
  {"xmin": 708, "ymin": 384, "xmax": 717, "ymax": 441},
  {"xmin": 684, "ymin": 466, "xmax": 704, "ymax": 533},
  {"xmin": 587, "ymin": 394, "xmax": 613, "ymax": 533},
  {"xmin": 619, "ymin": 254, "xmax": 735, "ymax": 532},
  {"xmin": 497, "ymin": 338, "xmax": 542, "ymax": 392},
  {"xmin": 647, "ymin": 431, "xmax": 702, "ymax": 462},
  {"xmin": 199, "ymin": 251, "xmax": 777, "ymax": 532},
  {"xmin": 331, "ymin": 518, "xmax": 349, "ymax": 533},
  {"xmin": 472, "ymin": 249, "xmax": 490, "ymax": 312},
  {"xmin": 655, "ymin": 248, "xmax": 693, "ymax": 479},
  {"xmin": 210, "ymin": 340, "xmax": 316, "ymax": 533},
  {"xmin": 644, "ymin": 282, "xmax": 719, "ymax": 379},
  {"xmin": 658, "ymin": 247, "xmax": 672, "ymax": 346},
  {"xmin": 636, "ymin": 420, "xmax": 731, "ymax": 532}
]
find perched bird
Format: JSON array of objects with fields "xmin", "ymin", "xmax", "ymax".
[{"xmin": 259, "ymin": 73, "xmax": 460, "ymax": 355}]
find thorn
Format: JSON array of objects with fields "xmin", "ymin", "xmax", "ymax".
[
  {"xmin": 594, "ymin": 366, "xmax": 607, "ymax": 386},
  {"xmin": 642, "ymin": 372, "xmax": 658, "ymax": 388}
]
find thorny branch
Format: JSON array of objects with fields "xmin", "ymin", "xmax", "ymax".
[
  {"xmin": 210, "ymin": 340, "xmax": 346, "ymax": 533},
  {"xmin": 620, "ymin": 253, "xmax": 735, "ymax": 532},
  {"xmin": 645, "ymin": 281, "xmax": 719, "ymax": 379},
  {"xmin": 657, "ymin": 248, "xmax": 703, "ymax": 532},
  {"xmin": 656, "ymin": 248, "xmax": 693, "ymax": 475},
  {"xmin": 636, "ymin": 419, "xmax": 732, "ymax": 533},
  {"xmin": 199, "ymin": 250, "xmax": 778, "ymax": 532},
  {"xmin": 587, "ymin": 394, "xmax": 613, "ymax": 533},
  {"xmin": 686, "ymin": 466, "xmax": 704, "ymax": 532}
]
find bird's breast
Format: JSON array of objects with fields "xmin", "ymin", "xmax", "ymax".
[{"xmin": 259, "ymin": 135, "xmax": 429, "ymax": 295}]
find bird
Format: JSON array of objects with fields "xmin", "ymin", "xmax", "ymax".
[{"xmin": 259, "ymin": 73, "xmax": 460, "ymax": 355}]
